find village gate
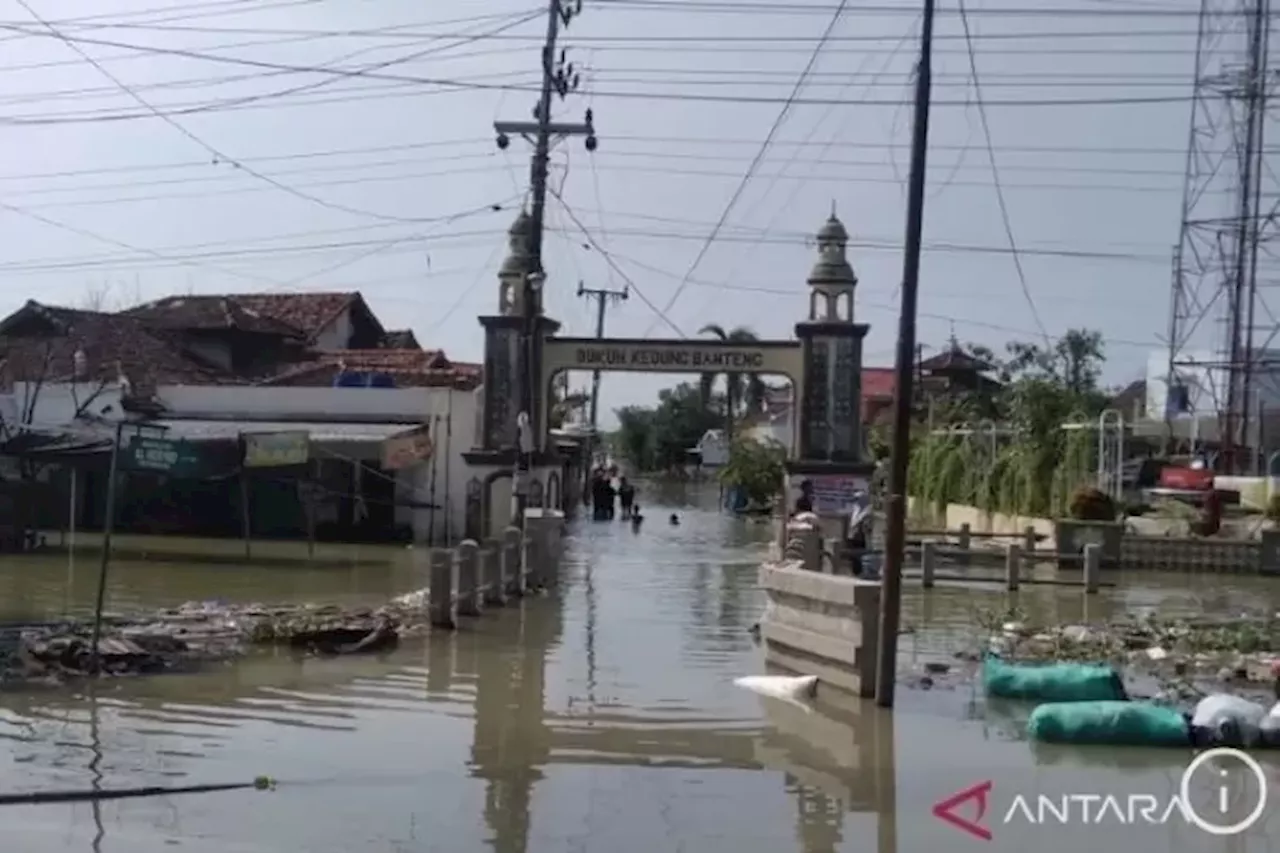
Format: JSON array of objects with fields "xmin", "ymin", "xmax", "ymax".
[{"xmin": 462, "ymin": 210, "xmax": 878, "ymax": 537}]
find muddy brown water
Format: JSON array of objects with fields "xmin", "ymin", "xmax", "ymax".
[{"xmin": 1, "ymin": 484, "xmax": 1279, "ymax": 851}]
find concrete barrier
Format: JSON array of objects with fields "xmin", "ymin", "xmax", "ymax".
[{"xmin": 757, "ymin": 560, "xmax": 881, "ymax": 699}]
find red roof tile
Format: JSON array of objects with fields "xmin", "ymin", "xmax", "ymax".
[
  {"xmin": 124, "ymin": 295, "xmax": 306, "ymax": 337},
  {"xmin": 0, "ymin": 301, "xmax": 242, "ymax": 389},
  {"xmin": 258, "ymin": 349, "xmax": 481, "ymax": 390},
  {"xmin": 862, "ymin": 367, "xmax": 896, "ymax": 399},
  {"xmin": 219, "ymin": 292, "xmax": 366, "ymax": 342}
]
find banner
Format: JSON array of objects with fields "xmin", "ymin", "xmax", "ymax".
[
  {"xmin": 382, "ymin": 424, "xmax": 433, "ymax": 470},
  {"xmin": 243, "ymin": 431, "xmax": 310, "ymax": 468}
]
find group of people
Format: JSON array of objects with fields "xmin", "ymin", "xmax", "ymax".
[
  {"xmin": 589, "ymin": 466, "xmax": 640, "ymax": 525},
  {"xmin": 792, "ymin": 479, "xmax": 875, "ymax": 577}
]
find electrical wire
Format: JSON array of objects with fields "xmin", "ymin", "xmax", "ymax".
[
  {"xmin": 0, "ymin": 24, "xmax": 1218, "ymax": 112},
  {"xmin": 596, "ymin": 0, "xmax": 1260, "ymax": 17},
  {"xmin": 550, "ymin": 189, "xmax": 686, "ymax": 336},
  {"xmin": 10, "ymin": 2, "xmax": 542, "ymax": 224},
  {"xmin": 586, "ymin": 241, "xmax": 1165, "ymax": 350},
  {"xmin": 956, "ymin": 0, "xmax": 1049, "ymax": 345},
  {"xmin": 643, "ymin": 0, "xmax": 852, "ymax": 334}
]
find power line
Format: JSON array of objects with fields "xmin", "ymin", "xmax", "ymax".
[
  {"xmin": 550, "ymin": 189, "xmax": 686, "ymax": 336},
  {"xmin": 0, "ymin": 134, "xmax": 1236, "ymax": 189},
  {"xmin": 0, "ymin": 24, "xmax": 1219, "ymax": 110},
  {"xmin": 645, "ymin": 0, "xmax": 852, "ymax": 333},
  {"xmin": 558, "ymin": 229, "xmax": 1166, "ymax": 350},
  {"xmin": 596, "ymin": 0, "xmax": 1265, "ymax": 17},
  {"xmin": 957, "ymin": 0, "xmax": 1048, "ymax": 343},
  {"xmin": 9, "ymin": 3, "xmax": 542, "ymax": 223}
]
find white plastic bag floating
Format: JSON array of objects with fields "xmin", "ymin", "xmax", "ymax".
[
  {"xmin": 734, "ymin": 675, "xmax": 819, "ymax": 707},
  {"xmin": 1192, "ymin": 694, "xmax": 1267, "ymax": 747}
]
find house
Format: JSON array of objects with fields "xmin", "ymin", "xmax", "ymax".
[
  {"xmin": 0, "ymin": 292, "xmax": 482, "ymax": 546},
  {"xmin": 741, "ymin": 370, "xmax": 900, "ymax": 449},
  {"xmin": 692, "ymin": 429, "xmax": 730, "ymax": 468}
]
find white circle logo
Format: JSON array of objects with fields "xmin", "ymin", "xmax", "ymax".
[{"xmin": 1179, "ymin": 747, "xmax": 1269, "ymax": 836}]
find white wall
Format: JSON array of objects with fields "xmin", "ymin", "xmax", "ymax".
[
  {"xmin": 8, "ymin": 380, "xmax": 125, "ymax": 431},
  {"xmin": 312, "ymin": 311, "xmax": 351, "ymax": 351},
  {"xmin": 155, "ymin": 384, "xmax": 444, "ymax": 420},
  {"xmin": 698, "ymin": 430, "xmax": 729, "ymax": 467}
]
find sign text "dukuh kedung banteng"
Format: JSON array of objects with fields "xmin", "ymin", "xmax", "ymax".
[{"xmin": 573, "ymin": 345, "xmax": 766, "ymax": 370}]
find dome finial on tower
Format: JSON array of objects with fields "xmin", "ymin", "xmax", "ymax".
[{"xmin": 806, "ymin": 210, "xmax": 857, "ymax": 322}]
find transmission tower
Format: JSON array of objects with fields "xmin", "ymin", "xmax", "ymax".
[{"xmin": 1167, "ymin": 0, "xmax": 1278, "ymax": 473}]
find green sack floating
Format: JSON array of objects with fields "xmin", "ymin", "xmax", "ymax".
[
  {"xmin": 1028, "ymin": 701, "xmax": 1191, "ymax": 747},
  {"xmin": 983, "ymin": 656, "xmax": 1127, "ymax": 703}
]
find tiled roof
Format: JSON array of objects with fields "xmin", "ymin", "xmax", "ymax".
[
  {"xmin": 125, "ymin": 295, "xmax": 306, "ymax": 338},
  {"xmin": 0, "ymin": 300, "xmax": 241, "ymax": 388},
  {"xmin": 862, "ymin": 367, "xmax": 896, "ymax": 399},
  {"xmin": 920, "ymin": 345, "xmax": 992, "ymax": 373},
  {"xmin": 225, "ymin": 292, "xmax": 374, "ymax": 342},
  {"xmin": 258, "ymin": 349, "xmax": 482, "ymax": 389}
]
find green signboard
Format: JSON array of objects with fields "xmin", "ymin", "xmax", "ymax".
[{"xmin": 124, "ymin": 436, "xmax": 208, "ymax": 478}]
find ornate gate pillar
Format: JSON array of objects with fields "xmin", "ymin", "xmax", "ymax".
[
  {"xmin": 464, "ymin": 211, "xmax": 562, "ymax": 538},
  {"xmin": 787, "ymin": 212, "xmax": 877, "ymax": 540}
]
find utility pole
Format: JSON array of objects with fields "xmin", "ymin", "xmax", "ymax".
[
  {"xmin": 578, "ymin": 281, "xmax": 629, "ymax": 429},
  {"xmin": 876, "ymin": 0, "xmax": 936, "ymax": 710},
  {"xmin": 493, "ymin": 0, "xmax": 597, "ymax": 527}
]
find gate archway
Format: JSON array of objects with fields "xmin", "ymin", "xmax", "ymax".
[{"xmin": 463, "ymin": 210, "xmax": 879, "ymax": 536}]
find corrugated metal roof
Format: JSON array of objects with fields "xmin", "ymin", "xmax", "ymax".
[{"xmin": 153, "ymin": 420, "xmax": 419, "ymax": 443}]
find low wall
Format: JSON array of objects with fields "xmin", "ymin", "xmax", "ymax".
[
  {"xmin": 1215, "ymin": 475, "xmax": 1280, "ymax": 510},
  {"xmin": 758, "ymin": 559, "xmax": 880, "ymax": 698},
  {"xmin": 907, "ymin": 499, "xmax": 1056, "ymax": 546}
]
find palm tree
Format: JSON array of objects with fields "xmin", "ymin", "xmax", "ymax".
[{"xmin": 697, "ymin": 323, "xmax": 766, "ymax": 440}]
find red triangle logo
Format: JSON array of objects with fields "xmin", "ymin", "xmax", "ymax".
[{"xmin": 932, "ymin": 780, "xmax": 993, "ymax": 841}]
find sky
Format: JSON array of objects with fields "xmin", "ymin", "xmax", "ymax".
[{"xmin": 0, "ymin": 0, "xmax": 1268, "ymax": 428}]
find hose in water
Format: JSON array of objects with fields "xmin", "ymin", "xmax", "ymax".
[{"xmin": 0, "ymin": 776, "xmax": 275, "ymax": 806}]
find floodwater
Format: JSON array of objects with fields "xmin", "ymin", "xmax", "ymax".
[{"xmin": 1, "ymin": 484, "xmax": 1279, "ymax": 852}]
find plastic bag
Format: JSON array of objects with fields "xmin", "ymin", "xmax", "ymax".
[
  {"xmin": 1260, "ymin": 702, "xmax": 1280, "ymax": 747},
  {"xmin": 1192, "ymin": 694, "xmax": 1267, "ymax": 748},
  {"xmin": 1027, "ymin": 700, "xmax": 1191, "ymax": 746},
  {"xmin": 983, "ymin": 656, "xmax": 1127, "ymax": 702}
]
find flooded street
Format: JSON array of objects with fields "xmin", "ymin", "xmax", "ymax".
[{"xmin": 1, "ymin": 485, "xmax": 1280, "ymax": 851}]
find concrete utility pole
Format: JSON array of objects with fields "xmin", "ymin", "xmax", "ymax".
[
  {"xmin": 876, "ymin": 0, "xmax": 937, "ymax": 710},
  {"xmin": 493, "ymin": 0, "xmax": 597, "ymax": 527},
  {"xmin": 577, "ymin": 281, "xmax": 628, "ymax": 429}
]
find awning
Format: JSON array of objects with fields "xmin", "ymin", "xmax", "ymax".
[{"xmin": 150, "ymin": 420, "xmax": 422, "ymax": 444}]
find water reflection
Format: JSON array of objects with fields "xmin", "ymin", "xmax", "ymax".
[{"xmin": 9, "ymin": 488, "xmax": 1280, "ymax": 850}]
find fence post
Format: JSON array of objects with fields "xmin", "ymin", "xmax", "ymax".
[
  {"xmin": 1083, "ymin": 543, "xmax": 1101, "ymax": 594},
  {"xmin": 1023, "ymin": 525, "xmax": 1037, "ymax": 555},
  {"xmin": 501, "ymin": 526, "xmax": 523, "ymax": 597},
  {"xmin": 428, "ymin": 548, "xmax": 456, "ymax": 630},
  {"xmin": 456, "ymin": 540, "xmax": 481, "ymax": 617},
  {"xmin": 1004, "ymin": 543, "xmax": 1021, "ymax": 591},
  {"xmin": 921, "ymin": 540, "xmax": 936, "ymax": 589},
  {"xmin": 957, "ymin": 522, "xmax": 972, "ymax": 568},
  {"xmin": 481, "ymin": 540, "xmax": 506, "ymax": 606}
]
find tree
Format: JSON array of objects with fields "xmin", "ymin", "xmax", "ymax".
[
  {"xmin": 719, "ymin": 437, "xmax": 786, "ymax": 508},
  {"xmin": 612, "ymin": 382, "xmax": 721, "ymax": 472},
  {"xmin": 697, "ymin": 323, "xmax": 766, "ymax": 440}
]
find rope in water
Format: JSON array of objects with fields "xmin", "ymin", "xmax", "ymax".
[{"xmin": 0, "ymin": 776, "xmax": 275, "ymax": 806}]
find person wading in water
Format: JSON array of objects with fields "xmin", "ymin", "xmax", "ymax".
[{"xmin": 617, "ymin": 477, "xmax": 636, "ymax": 519}]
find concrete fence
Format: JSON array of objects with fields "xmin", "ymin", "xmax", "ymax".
[
  {"xmin": 426, "ymin": 508, "xmax": 565, "ymax": 630},
  {"xmin": 758, "ymin": 519, "xmax": 881, "ymax": 699}
]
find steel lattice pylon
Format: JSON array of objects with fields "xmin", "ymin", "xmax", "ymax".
[{"xmin": 1167, "ymin": 0, "xmax": 1279, "ymax": 472}]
